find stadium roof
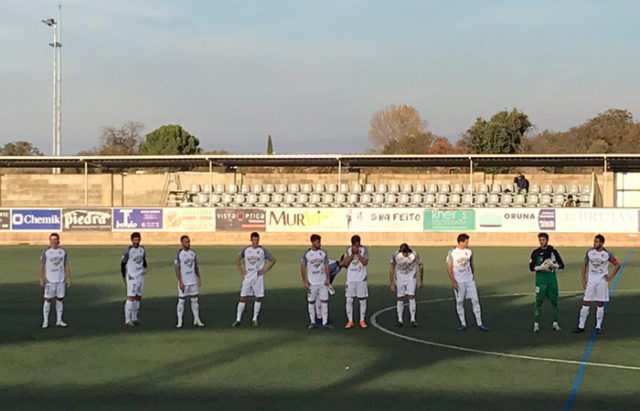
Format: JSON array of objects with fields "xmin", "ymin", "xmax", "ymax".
[{"xmin": 1, "ymin": 154, "xmax": 639, "ymax": 170}]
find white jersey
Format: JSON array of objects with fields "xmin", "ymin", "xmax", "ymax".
[
  {"xmin": 446, "ymin": 247, "xmax": 474, "ymax": 283},
  {"xmin": 301, "ymin": 248, "xmax": 329, "ymax": 286},
  {"xmin": 344, "ymin": 246, "xmax": 369, "ymax": 282},
  {"xmin": 40, "ymin": 247, "xmax": 68, "ymax": 283},
  {"xmin": 122, "ymin": 246, "xmax": 147, "ymax": 280},
  {"xmin": 238, "ymin": 245, "xmax": 274, "ymax": 282},
  {"xmin": 585, "ymin": 248, "xmax": 617, "ymax": 283},
  {"xmin": 391, "ymin": 250, "xmax": 422, "ymax": 283},
  {"xmin": 175, "ymin": 248, "xmax": 198, "ymax": 285}
]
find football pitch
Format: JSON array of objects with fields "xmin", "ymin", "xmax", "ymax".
[{"xmin": 1, "ymin": 245, "xmax": 638, "ymax": 410}]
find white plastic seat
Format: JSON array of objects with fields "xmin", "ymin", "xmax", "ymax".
[
  {"xmin": 502, "ymin": 183, "xmax": 515, "ymax": 193},
  {"xmin": 423, "ymin": 194, "xmax": 436, "ymax": 206},
  {"xmin": 372, "ymin": 193, "xmax": 385, "ymax": 207},
  {"xmin": 541, "ymin": 184, "xmax": 553, "ymax": 195},
  {"xmin": 320, "ymin": 194, "xmax": 334, "ymax": 206},
  {"xmin": 452, "ymin": 184, "xmax": 463, "ymax": 194},
  {"xmin": 580, "ymin": 185, "xmax": 591, "ymax": 194},
  {"xmin": 490, "ymin": 184, "xmax": 501, "ymax": 194},
  {"xmin": 314, "ymin": 184, "xmax": 325, "ymax": 193},
  {"xmin": 308, "ymin": 193, "xmax": 321, "ymax": 206},
  {"xmin": 346, "ymin": 193, "xmax": 359, "ymax": 206},
  {"xmin": 264, "ymin": 184, "xmax": 275, "ymax": 194},
  {"xmin": 499, "ymin": 193, "xmax": 512, "ymax": 207},
  {"xmin": 240, "ymin": 184, "xmax": 251, "ymax": 194},
  {"xmin": 376, "ymin": 184, "xmax": 388, "ymax": 194},
  {"xmin": 294, "ymin": 193, "xmax": 309, "ymax": 207},
  {"xmin": 554, "ymin": 185, "xmax": 567, "ymax": 195},
  {"xmin": 426, "ymin": 184, "xmax": 438, "ymax": 194},
  {"xmin": 568, "ymin": 185, "xmax": 580, "ymax": 195},
  {"xmin": 276, "ymin": 184, "xmax": 288, "ymax": 194},
  {"xmin": 464, "ymin": 184, "xmax": 474, "ymax": 193},
  {"xmin": 350, "ymin": 184, "xmax": 362, "ymax": 194},
  {"xmin": 448, "ymin": 194, "xmax": 461, "ymax": 207},
  {"xmin": 221, "ymin": 194, "xmax": 233, "ymax": 205},
  {"xmin": 227, "ymin": 184, "xmax": 238, "ymax": 194},
  {"xmin": 409, "ymin": 193, "xmax": 422, "ymax": 207},
  {"xmin": 486, "ymin": 194, "xmax": 500, "ymax": 207},
  {"xmin": 364, "ymin": 184, "xmax": 375, "ymax": 193},
  {"xmin": 414, "ymin": 184, "xmax": 425, "ymax": 194},
  {"xmin": 258, "ymin": 193, "xmax": 272, "ymax": 207},
  {"xmin": 474, "ymin": 194, "xmax": 487, "ymax": 206},
  {"xmin": 267, "ymin": 193, "xmax": 282, "ymax": 207},
  {"xmin": 384, "ymin": 193, "xmax": 397, "ymax": 206},
  {"xmin": 283, "ymin": 193, "xmax": 296, "ymax": 206},
  {"xmin": 301, "ymin": 184, "xmax": 312, "ymax": 194},
  {"xmin": 539, "ymin": 194, "xmax": 552, "ymax": 206},
  {"xmin": 435, "ymin": 194, "xmax": 448, "ymax": 207},
  {"xmin": 326, "ymin": 184, "xmax": 337, "ymax": 194},
  {"xmin": 189, "ymin": 184, "xmax": 201, "ymax": 195},
  {"xmin": 288, "ymin": 184, "xmax": 300, "ymax": 194},
  {"xmin": 401, "ymin": 184, "xmax": 413, "ymax": 193},
  {"xmin": 439, "ymin": 184, "xmax": 451, "ymax": 194},
  {"xmin": 202, "ymin": 184, "xmax": 212, "ymax": 194},
  {"xmin": 214, "ymin": 184, "xmax": 225, "ymax": 194},
  {"xmin": 196, "ymin": 193, "xmax": 209, "ymax": 206},
  {"xmin": 339, "ymin": 183, "xmax": 350, "ymax": 194},
  {"xmin": 477, "ymin": 184, "xmax": 489, "ymax": 194},
  {"xmin": 529, "ymin": 185, "xmax": 540, "ymax": 194},
  {"xmin": 232, "ymin": 194, "xmax": 246, "ymax": 207},
  {"xmin": 552, "ymin": 194, "xmax": 565, "ymax": 207},
  {"xmin": 578, "ymin": 194, "xmax": 590, "ymax": 206},
  {"xmin": 333, "ymin": 193, "xmax": 346, "ymax": 206},
  {"xmin": 513, "ymin": 194, "xmax": 525, "ymax": 207},
  {"xmin": 246, "ymin": 193, "xmax": 258, "ymax": 206},
  {"xmin": 359, "ymin": 193, "xmax": 372, "ymax": 207},
  {"xmin": 210, "ymin": 194, "xmax": 221, "ymax": 205},
  {"xmin": 389, "ymin": 184, "xmax": 400, "ymax": 194},
  {"xmin": 398, "ymin": 193, "xmax": 410, "ymax": 206},
  {"xmin": 525, "ymin": 194, "xmax": 539, "ymax": 207},
  {"xmin": 460, "ymin": 194, "xmax": 473, "ymax": 207}
]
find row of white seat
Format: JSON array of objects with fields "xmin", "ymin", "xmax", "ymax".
[
  {"xmin": 180, "ymin": 192, "xmax": 591, "ymax": 208},
  {"xmin": 186, "ymin": 183, "xmax": 591, "ymax": 196}
]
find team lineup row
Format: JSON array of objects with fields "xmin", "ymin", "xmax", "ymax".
[{"xmin": 39, "ymin": 231, "xmax": 620, "ymax": 333}]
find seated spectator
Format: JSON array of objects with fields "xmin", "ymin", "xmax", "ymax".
[
  {"xmin": 514, "ymin": 173, "xmax": 529, "ymax": 194},
  {"xmin": 563, "ymin": 195, "xmax": 577, "ymax": 207}
]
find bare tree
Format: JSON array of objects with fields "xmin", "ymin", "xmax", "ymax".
[{"xmin": 368, "ymin": 105, "xmax": 429, "ymax": 152}]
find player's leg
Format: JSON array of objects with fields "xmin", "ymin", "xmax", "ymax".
[
  {"xmin": 357, "ymin": 281, "xmax": 369, "ymax": 328},
  {"xmin": 320, "ymin": 286, "xmax": 330, "ymax": 328},
  {"xmin": 533, "ymin": 274, "xmax": 546, "ymax": 332},
  {"xmin": 575, "ymin": 282, "xmax": 595, "ymax": 332},
  {"xmin": 454, "ymin": 283, "xmax": 467, "ymax": 330},
  {"xmin": 407, "ymin": 279, "xmax": 417, "ymax": 326},
  {"xmin": 176, "ymin": 285, "xmax": 186, "ymax": 328},
  {"xmin": 307, "ymin": 285, "xmax": 318, "ymax": 328},
  {"xmin": 345, "ymin": 282, "xmax": 355, "ymax": 328},
  {"xmin": 468, "ymin": 281, "xmax": 487, "ymax": 330},
  {"xmin": 124, "ymin": 296, "xmax": 135, "ymax": 326},
  {"xmin": 55, "ymin": 283, "xmax": 67, "ymax": 327},
  {"xmin": 548, "ymin": 275, "xmax": 561, "ymax": 331},
  {"xmin": 595, "ymin": 301, "xmax": 605, "ymax": 333},
  {"xmin": 315, "ymin": 299, "xmax": 322, "ymax": 324},
  {"xmin": 235, "ymin": 278, "xmax": 252, "ymax": 326},
  {"xmin": 132, "ymin": 278, "xmax": 143, "ymax": 324},
  {"xmin": 396, "ymin": 282, "xmax": 406, "ymax": 326},
  {"xmin": 595, "ymin": 280, "xmax": 609, "ymax": 333},
  {"xmin": 189, "ymin": 288, "xmax": 204, "ymax": 327},
  {"xmin": 252, "ymin": 277, "xmax": 265, "ymax": 325},
  {"xmin": 42, "ymin": 283, "xmax": 53, "ymax": 328}
]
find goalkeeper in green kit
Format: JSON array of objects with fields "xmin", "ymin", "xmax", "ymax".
[{"xmin": 529, "ymin": 233, "xmax": 565, "ymax": 333}]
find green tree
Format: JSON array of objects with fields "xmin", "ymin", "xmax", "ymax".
[
  {"xmin": 462, "ymin": 109, "xmax": 532, "ymax": 154},
  {"xmin": 267, "ymin": 135, "xmax": 274, "ymax": 154},
  {"xmin": 140, "ymin": 125, "xmax": 201, "ymax": 155},
  {"xmin": 0, "ymin": 141, "xmax": 43, "ymax": 156},
  {"xmin": 380, "ymin": 133, "xmax": 435, "ymax": 154}
]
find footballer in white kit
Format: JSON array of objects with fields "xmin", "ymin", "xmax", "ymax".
[
  {"xmin": 446, "ymin": 234, "xmax": 488, "ymax": 331},
  {"xmin": 390, "ymin": 243, "xmax": 423, "ymax": 327},
  {"xmin": 573, "ymin": 234, "xmax": 621, "ymax": 334},
  {"xmin": 301, "ymin": 234, "xmax": 331, "ymax": 329},
  {"xmin": 121, "ymin": 232, "xmax": 147, "ymax": 327},
  {"xmin": 39, "ymin": 233, "xmax": 72, "ymax": 328},
  {"xmin": 174, "ymin": 235, "xmax": 204, "ymax": 328},
  {"xmin": 341, "ymin": 235, "xmax": 369, "ymax": 329},
  {"xmin": 233, "ymin": 232, "xmax": 276, "ymax": 327}
]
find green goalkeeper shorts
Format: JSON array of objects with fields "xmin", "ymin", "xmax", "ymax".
[{"xmin": 535, "ymin": 272, "xmax": 558, "ymax": 303}]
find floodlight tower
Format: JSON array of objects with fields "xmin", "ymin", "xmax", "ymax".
[{"xmin": 42, "ymin": 5, "xmax": 62, "ymax": 174}]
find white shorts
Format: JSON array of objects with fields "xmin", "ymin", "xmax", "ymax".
[
  {"xmin": 454, "ymin": 280, "xmax": 479, "ymax": 303},
  {"xmin": 583, "ymin": 278, "xmax": 609, "ymax": 302},
  {"xmin": 44, "ymin": 282, "xmax": 65, "ymax": 299},
  {"xmin": 307, "ymin": 284, "xmax": 329, "ymax": 302},
  {"xmin": 127, "ymin": 277, "xmax": 144, "ymax": 297},
  {"xmin": 345, "ymin": 281, "xmax": 369, "ymax": 298},
  {"xmin": 178, "ymin": 283, "xmax": 199, "ymax": 298},
  {"xmin": 396, "ymin": 279, "xmax": 416, "ymax": 298},
  {"xmin": 241, "ymin": 275, "xmax": 265, "ymax": 298}
]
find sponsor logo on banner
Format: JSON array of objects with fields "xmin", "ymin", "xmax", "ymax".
[
  {"xmin": 216, "ymin": 208, "xmax": 266, "ymax": 231},
  {"xmin": 424, "ymin": 210, "xmax": 475, "ymax": 231},
  {"xmin": 164, "ymin": 208, "xmax": 215, "ymax": 231},
  {"xmin": 350, "ymin": 209, "xmax": 422, "ymax": 232},
  {"xmin": 113, "ymin": 209, "xmax": 163, "ymax": 230},
  {"xmin": 555, "ymin": 208, "xmax": 638, "ymax": 233},
  {"xmin": 0, "ymin": 209, "xmax": 10, "ymax": 230},
  {"xmin": 11, "ymin": 209, "xmax": 61, "ymax": 230},
  {"xmin": 267, "ymin": 208, "xmax": 346, "ymax": 232},
  {"xmin": 538, "ymin": 209, "xmax": 556, "ymax": 230},
  {"xmin": 63, "ymin": 209, "xmax": 112, "ymax": 231},
  {"xmin": 475, "ymin": 208, "xmax": 541, "ymax": 232}
]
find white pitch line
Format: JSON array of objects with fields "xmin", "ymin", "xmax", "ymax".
[{"xmin": 370, "ymin": 292, "xmax": 640, "ymax": 371}]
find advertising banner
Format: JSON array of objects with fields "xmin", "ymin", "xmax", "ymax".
[
  {"xmin": 266, "ymin": 208, "xmax": 422, "ymax": 232},
  {"xmin": 163, "ymin": 208, "xmax": 215, "ymax": 231},
  {"xmin": 62, "ymin": 208, "xmax": 112, "ymax": 231},
  {"xmin": 424, "ymin": 210, "xmax": 475, "ymax": 232},
  {"xmin": 113, "ymin": 208, "xmax": 163, "ymax": 230},
  {"xmin": 348, "ymin": 209, "xmax": 422, "ymax": 232},
  {"xmin": 0, "ymin": 209, "xmax": 10, "ymax": 230},
  {"xmin": 474, "ymin": 208, "xmax": 549, "ymax": 232},
  {"xmin": 555, "ymin": 208, "xmax": 638, "ymax": 233},
  {"xmin": 215, "ymin": 208, "xmax": 266, "ymax": 231},
  {"xmin": 11, "ymin": 209, "xmax": 61, "ymax": 231}
]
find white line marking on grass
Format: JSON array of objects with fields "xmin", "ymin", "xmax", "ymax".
[{"xmin": 370, "ymin": 291, "xmax": 640, "ymax": 371}]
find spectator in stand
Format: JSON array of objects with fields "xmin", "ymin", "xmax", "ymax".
[
  {"xmin": 514, "ymin": 173, "xmax": 530, "ymax": 194},
  {"xmin": 563, "ymin": 195, "xmax": 577, "ymax": 207}
]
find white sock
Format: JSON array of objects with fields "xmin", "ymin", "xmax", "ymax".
[
  {"xmin": 359, "ymin": 299, "xmax": 367, "ymax": 322},
  {"xmin": 397, "ymin": 301, "xmax": 404, "ymax": 322},
  {"xmin": 43, "ymin": 300, "xmax": 51, "ymax": 323},
  {"xmin": 190, "ymin": 298, "xmax": 200, "ymax": 322},
  {"xmin": 596, "ymin": 306, "xmax": 605, "ymax": 328},
  {"xmin": 253, "ymin": 301, "xmax": 261, "ymax": 321},
  {"xmin": 321, "ymin": 302, "xmax": 329, "ymax": 325},
  {"xmin": 308, "ymin": 302, "xmax": 316, "ymax": 323},
  {"xmin": 315, "ymin": 299, "xmax": 322, "ymax": 321},
  {"xmin": 578, "ymin": 305, "xmax": 589, "ymax": 329},
  {"xmin": 132, "ymin": 300, "xmax": 140, "ymax": 321},
  {"xmin": 124, "ymin": 300, "xmax": 133, "ymax": 323},
  {"xmin": 177, "ymin": 299, "xmax": 185, "ymax": 322},
  {"xmin": 456, "ymin": 300, "xmax": 466, "ymax": 326},
  {"xmin": 236, "ymin": 301, "xmax": 245, "ymax": 322},
  {"xmin": 346, "ymin": 297, "xmax": 354, "ymax": 322},
  {"xmin": 409, "ymin": 299, "xmax": 416, "ymax": 321},
  {"xmin": 471, "ymin": 299, "xmax": 483, "ymax": 326},
  {"xmin": 56, "ymin": 300, "xmax": 64, "ymax": 322}
]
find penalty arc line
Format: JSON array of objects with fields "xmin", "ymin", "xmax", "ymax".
[{"xmin": 370, "ymin": 288, "xmax": 640, "ymax": 372}]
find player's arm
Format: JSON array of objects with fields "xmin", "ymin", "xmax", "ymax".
[
  {"xmin": 300, "ymin": 264, "xmax": 309, "ymax": 289},
  {"xmin": 39, "ymin": 262, "xmax": 46, "ymax": 288},
  {"xmin": 529, "ymin": 250, "xmax": 537, "ymax": 271},
  {"xmin": 389, "ymin": 263, "xmax": 395, "ymax": 292},
  {"xmin": 339, "ymin": 252, "xmax": 353, "ymax": 268},
  {"xmin": 259, "ymin": 249, "xmax": 276, "ymax": 275},
  {"xmin": 553, "ymin": 249, "xmax": 565, "ymax": 270},
  {"xmin": 581, "ymin": 259, "xmax": 588, "ymax": 290},
  {"xmin": 324, "ymin": 254, "xmax": 330, "ymax": 286},
  {"xmin": 121, "ymin": 250, "xmax": 128, "ymax": 284},
  {"xmin": 195, "ymin": 257, "xmax": 202, "ymax": 287},
  {"xmin": 64, "ymin": 259, "xmax": 72, "ymax": 287},
  {"xmin": 446, "ymin": 262, "xmax": 458, "ymax": 291},
  {"xmin": 174, "ymin": 254, "xmax": 184, "ymax": 291},
  {"xmin": 605, "ymin": 255, "xmax": 621, "ymax": 282},
  {"xmin": 142, "ymin": 250, "xmax": 148, "ymax": 275},
  {"xmin": 417, "ymin": 262, "xmax": 424, "ymax": 288},
  {"xmin": 356, "ymin": 247, "xmax": 369, "ymax": 266},
  {"xmin": 235, "ymin": 256, "xmax": 245, "ymax": 275}
]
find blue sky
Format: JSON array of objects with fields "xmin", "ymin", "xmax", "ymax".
[{"xmin": 1, "ymin": 0, "xmax": 639, "ymax": 154}]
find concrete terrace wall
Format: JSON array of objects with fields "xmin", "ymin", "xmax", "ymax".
[{"xmin": 0, "ymin": 171, "xmax": 602, "ymax": 207}]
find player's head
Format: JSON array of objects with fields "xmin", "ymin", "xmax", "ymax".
[
  {"xmin": 310, "ymin": 234, "xmax": 321, "ymax": 249},
  {"xmin": 49, "ymin": 233, "xmax": 60, "ymax": 248},
  {"xmin": 250, "ymin": 232, "xmax": 260, "ymax": 246},
  {"xmin": 351, "ymin": 235, "xmax": 361, "ymax": 246},
  {"xmin": 538, "ymin": 232, "xmax": 549, "ymax": 247},
  {"xmin": 594, "ymin": 234, "xmax": 605, "ymax": 250},
  {"xmin": 131, "ymin": 232, "xmax": 141, "ymax": 247},
  {"xmin": 399, "ymin": 243, "xmax": 411, "ymax": 255},
  {"xmin": 457, "ymin": 233, "xmax": 469, "ymax": 248},
  {"xmin": 180, "ymin": 235, "xmax": 191, "ymax": 249}
]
